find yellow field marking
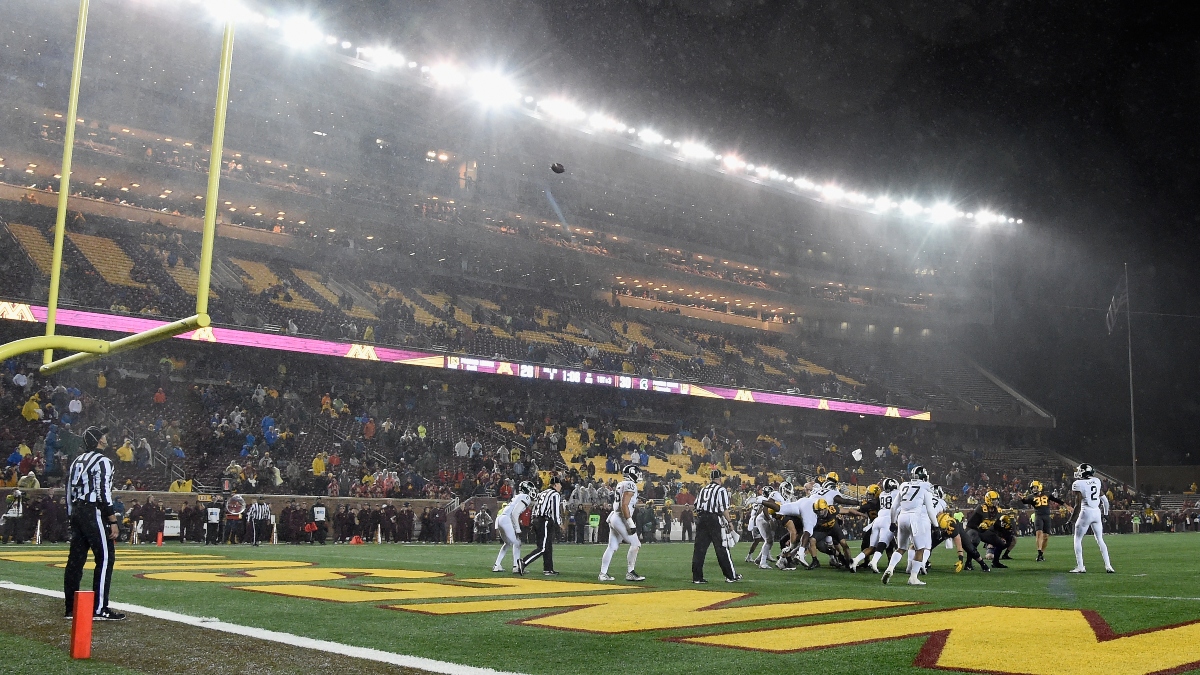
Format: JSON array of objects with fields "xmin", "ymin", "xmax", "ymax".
[
  {"xmin": 680, "ymin": 605, "xmax": 1200, "ymax": 675},
  {"xmin": 393, "ymin": 593, "xmax": 913, "ymax": 634},
  {"xmin": 0, "ymin": 550, "xmax": 319, "ymax": 571},
  {"xmin": 240, "ymin": 577, "xmax": 632, "ymax": 604},
  {"xmin": 0, "ymin": 552, "xmax": 217, "ymax": 562},
  {"xmin": 114, "ymin": 557, "xmax": 314, "ymax": 566},
  {"xmin": 143, "ymin": 568, "xmax": 446, "ymax": 583}
]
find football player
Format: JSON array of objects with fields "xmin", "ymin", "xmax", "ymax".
[
  {"xmin": 493, "ymin": 481, "xmax": 535, "ymax": 572},
  {"xmin": 1021, "ymin": 480, "xmax": 1064, "ymax": 561},
  {"xmin": 934, "ymin": 512, "xmax": 989, "ymax": 572},
  {"xmin": 1068, "ymin": 463, "xmax": 1114, "ymax": 574},
  {"xmin": 966, "ymin": 490, "xmax": 1009, "ymax": 569},
  {"xmin": 600, "ymin": 465, "xmax": 646, "ymax": 582},
  {"xmin": 810, "ymin": 498, "xmax": 855, "ymax": 569},
  {"xmin": 850, "ymin": 479, "xmax": 898, "ymax": 573},
  {"xmin": 907, "ymin": 485, "xmax": 951, "ymax": 575},
  {"xmin": 746, "ymin": 485, "xmax": 780, "ymax": 568},
  {"xmin": 788, "ymin": 472, "xmax": 858, "ymax": 569},
  {"xmin": 881, "ymin": 465, "xmax": 940, "ymax": 586}
]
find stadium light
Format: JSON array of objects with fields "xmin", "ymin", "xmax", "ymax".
[
  {"xmin": 538, "ymin": 98, "xmax": 586, "ymax": 121},
  {"xmin": 929, "ymin": 202, "xmax": 958, "ymax": 223},
  {"xmin": 281, "ymin": 18, "xmax": 323, "ymax": 49},
  {"xmin": 470, "ymin": 72, "xmax": 520, "ymax": 107},
  {"xmin": 165, "ymin": 4, "xmax": 1027, "ymax": 225},
  {"xmin": 822, "ymin": 185, "xmax": 844, "ymax": 201},
  {"xmin": 679, "ymin": 142, "xmax": 713, "ymax": 160},
  {"xmin": 205, "ymin": 0, "xmax": 257, "ymax": 24},
  {"xmin": 429, "ymin": 63, "xmax": 466, "ymax": 87},
  {"xmin": 637, "ymin": 129, "xmax": 664, "ymax": 145},
  {"xmin": 588, "ymin": 113, "xmax": 623, "ymax": 131}
]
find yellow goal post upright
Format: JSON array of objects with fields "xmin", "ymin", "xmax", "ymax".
[{"xmin": 0, "ymin": 0, "xmax": 238, "ymax": 371}]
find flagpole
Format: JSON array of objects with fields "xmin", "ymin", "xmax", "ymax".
[{"xmin": 1124, "ymin": 262, "xmax": 1138, "ymax": 497}]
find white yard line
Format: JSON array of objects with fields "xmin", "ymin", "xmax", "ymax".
[{"xmin": 0, "ymin": 581, "xmax": 527, "ymax": 675}]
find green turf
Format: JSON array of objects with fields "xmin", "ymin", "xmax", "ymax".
[
  {"xmin": 0, "ymin": 631, "xmax": 143, "ymax": 675},
  {"xmin": 1, "ymin": 533, "xmax": 1198, "ymax": 675}
]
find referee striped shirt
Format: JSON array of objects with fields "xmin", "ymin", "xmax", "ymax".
[
  {"xmin": 533, "ymin": 489, "xmax": 562, "ymax": 524},
  {"xmin": 66, "ymin": 451, "xmax": 114, "ymax": 516},
  {"xmin": 697, "ymin": 483, "xmax": 730, "ymax": 514},
  {"xmin": 247, "ymin": 502, "xmax": 271, "ymax": 520}
]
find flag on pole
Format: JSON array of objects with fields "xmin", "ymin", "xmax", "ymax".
[{"xmin": 1106, "ymin": 276, "xmax": 1128, "ymax": 335}]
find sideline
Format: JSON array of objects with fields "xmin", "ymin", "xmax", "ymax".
[{"xmin": 0, "ymin": 580, "xmax": 526, "ymax": 675}]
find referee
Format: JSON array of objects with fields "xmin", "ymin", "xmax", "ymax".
[
  {"xmin": 520, "ymin": 476, "xmax": 562, "ymax": 576},
  {"xmin": 247, "ymin": 497, "xmax": 271, "ymax": 546},
  {"xmin": 63, "ymin": 426, "xmax": 126, "ymax": 621},
  {"xmin": 692, "ymin": 469, "xmax": 740, "ymax": 584}
]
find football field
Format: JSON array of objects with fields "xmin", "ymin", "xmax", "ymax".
[{"xmin": 1, "ymin": 532, "xmax": 1198, "ymax": 675}]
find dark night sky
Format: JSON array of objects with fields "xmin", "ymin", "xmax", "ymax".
[{"xmin": 301, "ymin": 1, "xmax": 1200, "ymax": 463}]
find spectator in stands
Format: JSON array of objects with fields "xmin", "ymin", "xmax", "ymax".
[{"xmin": 21, "ymin": 393, "xmax": 42, "ymax": 421}]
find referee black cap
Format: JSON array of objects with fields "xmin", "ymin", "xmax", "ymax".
[
  {"xmin": 84, "ymin": 425, "xmax": 110, "ymax": 450},
  {"xmin": 710, "ymin": 468, "xmax": 723, "ymax": 482}
]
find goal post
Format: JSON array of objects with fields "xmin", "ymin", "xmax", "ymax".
[{"xmin": 0, "ymin": 0, "xmax": 239, "ymax": 373}]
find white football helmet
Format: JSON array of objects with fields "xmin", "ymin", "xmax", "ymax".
[{"xmin": 779, "ymin": 480, "xmax": 795, "ymax": 501}]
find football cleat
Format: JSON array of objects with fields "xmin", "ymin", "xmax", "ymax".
[
  {"xmin": 849, "ymin": 559, "xmax": 859, "ymax": 573},
  {"xmin": 625, "ymin": 571, "xmax": 646, "ymax": 581},
  {"xmin": 492, "ymin": 565, "xmax": 504, "ymax": 572},
  {"xmin": 93, "ymin": 608, "xmax": 127, "ymax": 621},
  {"xmin": 1069, "ymin": 567, "xmax": 1086, "ymax": 574},
  {"xmin": 693, "ymin": 579, "xmax": 709, "ymax": 584},
  {"xmin": 1036, "ymin": 551, "xmax": 1045, "ymax": 562},
  {"xmin": 744, "ymin": 554, "xmax": 753, "ymax": 563},
  {"xmin": 516, "ymin": 561, "xmax": 526, "ymax": 575},
  {"xmin": 1105, "ymin": 567, "xmax": 1115, "ymax": 574},
  {"xmin": 980, "ymin": 562, "xmax": 991, "ymax": 572},
  {"xmin": 991, "ymin": 561, "xmax": 1008, "ymax": 569},
  {"xmin": 758, "ymin": 562, "xmax": 772, "ymax": 569},
  {"xmin": 598, "ymin": 573, "xmax": 616, "ymax": 581},
  {"xmin": 726, "ymin": 574, "xmax": 743, "ymax": 583},
  {"xmin": 881, "ymin": 569, "xmax": 893, "ymax": 585},
  {"xmin": 543, "ymin": 570, "xmax": 560, "ymax": 576},
  {"xmin": 907, "ymin": 577, "xmax": 927, "ymax": 586},
  {"xmin": 868, "ymin": 563, "xmax": 881, "ymax": 574}
]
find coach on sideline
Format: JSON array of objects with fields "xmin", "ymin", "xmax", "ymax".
[
  {"xmin": 63, "ymin": 426, "xmax": 126, "ymax": 621},
  {"xmin": 692, "ymin": 469, "xmax": 741, "ymax": 584}
]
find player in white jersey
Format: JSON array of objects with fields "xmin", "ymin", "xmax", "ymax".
[
  {"xmin": 752, "ymin": 485, "xmax": 786, "ymax": 568},
  {"xmin": 743, "ymin": 486, "xmax": 770, "ymax": 566},
  {"xmin": 494, "ymin": 482, "xmax": 536, "ymax": 572},
  {"xmin": 906, "ymin": 484, "xmax": 950, "ymax": 575},
  {"xmin": 791, "ymin": 472, "xmax": 858, "ymax": 568},
  {"xmin": 881, "ymin": 465, "xmax": 940, "ymax": 586},
  {"xmin": 850, "ymin": 478, "xmax": 899, "ymax": 573},
  {"xmin": 1068, "ymin": 463, "xmax": 1114, "ymax": 574},
  {"xmin": 600, "ymin": 465, "xmax": 646, "ymax": 581}
]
